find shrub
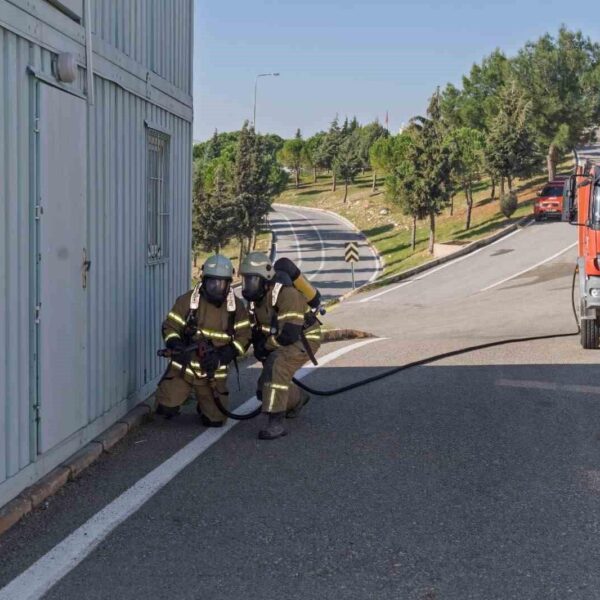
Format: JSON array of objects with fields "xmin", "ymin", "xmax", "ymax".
[{"xmin": 500, "ymin": 191, "xmax": 518, "ymax": 218}]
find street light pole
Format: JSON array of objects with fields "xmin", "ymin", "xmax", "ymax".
[{"xmin": 253, "ymin": 72, "xmax": 279, "ymax": 132}]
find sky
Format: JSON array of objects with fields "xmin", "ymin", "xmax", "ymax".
[{"xmin": 193, "ymin": 0, "xmax": 600, "ymax": 142}]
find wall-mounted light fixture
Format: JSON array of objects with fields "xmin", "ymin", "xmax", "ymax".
[{"xmin": 56, "ymin": 53, "xmax": 77, "ymax": 83}]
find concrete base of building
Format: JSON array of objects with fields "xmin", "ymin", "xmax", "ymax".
[{"xmin": 0, "ymin": 404, "xmax": 151, "ymax": 536}]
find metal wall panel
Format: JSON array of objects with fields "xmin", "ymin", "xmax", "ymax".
[
  {"xmin": 85, "ymin": 78, "xmax": 191, "ymax": 422},
  {"xmin": 0, "ymin": 28, "xmax": 35, "ymax": 485},
  {"xmin": 0, "ymin": 13, "xmax": 192, "ymax": 500},
  {"xmin": 92, "ymin": 0, "xmax": 193, "ymax": 94}
]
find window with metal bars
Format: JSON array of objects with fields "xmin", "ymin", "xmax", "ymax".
[{"xmin": 146, "ymin": 129, "xmax": 170, "ymax": 263}]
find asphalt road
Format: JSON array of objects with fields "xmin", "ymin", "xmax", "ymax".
[
  {"xmin": 3, "ymin": 218, "xmax": 600, "ymax": 600},
  {"xmin": 269, "ymin": 203, "xmax": 381, "ymax": 299},
  {"xmin": 576, "ymin": 130, "xmax": 600, "ymax": 165}
]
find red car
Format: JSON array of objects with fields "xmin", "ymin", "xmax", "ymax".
[{"xmin": 533, "ymin": 177, "xmax": 567, "ymax": 221}]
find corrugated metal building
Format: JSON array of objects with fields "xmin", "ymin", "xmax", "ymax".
[{"xmin": 0, "ymin": 0, "xmax": 193, "ymax": 507}]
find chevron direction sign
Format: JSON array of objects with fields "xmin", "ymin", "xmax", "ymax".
[{"xmin": 344, "ymin": 241, "xmax": 360, "ymax": 263}]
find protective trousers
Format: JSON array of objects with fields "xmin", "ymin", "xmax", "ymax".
[
  {"xmin": 155, "ymin": 372, "xmax": 229, "ymax": 423},
  {"xmin": 257, "ymin": 338, "xmax": 320, "ymax": 414}
]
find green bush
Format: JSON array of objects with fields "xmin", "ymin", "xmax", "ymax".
[{"xmin": 500, "ymin": 191, "xmax": 518, "ymax": 218}]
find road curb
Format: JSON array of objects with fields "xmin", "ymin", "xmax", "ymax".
[
  {"xmin": 0, "ymin": 402, "xmax": 152, "ymax": 537},
  {"xmin": 327, "ymin": 215, "xmax": 533, "ymax": 306}
]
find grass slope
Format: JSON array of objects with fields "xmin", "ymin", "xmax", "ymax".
[{"xmin": 276, "ymin": 170, "xmax": 560, "ymax": 278}]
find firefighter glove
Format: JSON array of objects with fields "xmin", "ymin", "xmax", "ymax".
[
  {"xmin": 217, "ymin": 344, "xmax": 237, "ymax": 366},
  {"xmin": 166, "ymin": 338, "xmax": 186, "ymax": 352},
  {"xmin": 200, "ymin": 348, "xmax": 220, "ymax": 376},
  {"xmin": 253, "ymin": 336, "xmax": 270, "ymax": 362}
]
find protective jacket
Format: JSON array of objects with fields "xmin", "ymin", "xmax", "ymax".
[
  {"xmin": 251, "ymin": 283, "xmax": 321, "ymax": 352},
  {"xmin": 161, "ymin": 285, "xmax": 251, "ymax": 382},
  {"xmin": 251, "ymin": 282, "xmax": 322, "ymax": 413}
]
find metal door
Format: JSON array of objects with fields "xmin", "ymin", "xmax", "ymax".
[{"xmin": 37, "ymin": 84, "xmax": 87, "ymax": 453}]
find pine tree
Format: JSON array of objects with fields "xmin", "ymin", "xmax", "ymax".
[
  {"xmin": 305, "ymin": 132, "xmax": 327, "ymax": 182},
  {"xmin": 192, "ymin": 163, "xmax": 237, "ymax": 254},
  {"xmin": 409, "ymin": 92, "xmax": 452, "ymax": 253},
  {"xmin": 485, "ymin": 82, "xmax": 540, "ymax": 191},
  {"xmin": 233, "ymin": 122, "xmax": 280, "ymax": 263},
  {"xmin": 322, "ymin": 116, "xmax": 342, "ymax": 191},
  {"xmin": 359, "ymin": 121, "xmax": 388, "ymax": 190},
  {"xmin": 446, "ymin": 127, "xmax": 485, "ymax": 230},
  {"xmin": 334, "ymin": 132, "xmax": 362, "ymax": 203},
  {"xmin": 203, "ymin": 129, "xmax": 221, "ymax": 163},
  {"xmin": 383, "ymin": 132, "xmax": 427, "ymax": 250}
]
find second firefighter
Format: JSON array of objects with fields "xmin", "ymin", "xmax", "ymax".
[{"xmin": 240, "ymin": 252, "xmax": 322, "ymax": 440}]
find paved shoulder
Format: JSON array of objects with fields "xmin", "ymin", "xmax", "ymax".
[{"xmin": 270, "ymin": 204, "xmax": 381, "ymax": 299}]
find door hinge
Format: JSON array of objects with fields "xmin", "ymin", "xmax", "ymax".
[
  {"xmin": 35, "ymin": 205, "xmax": 43, "ymax": 220},
  {"xmin": 35, "ymin": 304, "xmax": 41, "ymax": 324},
  {"xmin": 33, "ymin": 117, "xmax": 39, "ymax": 133},
  {"xmin": 81, "ymin": 248, "xmax": 91, "ymax": 289}
]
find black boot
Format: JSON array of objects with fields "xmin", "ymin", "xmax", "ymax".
[
  {"xmin": 200, "ymin": 414, "xmax": 225, "ymax": 428},
  {"xmin": 286, "ymin": 393, "xmax": 311, "ymax": 419},
  {"xmin": 156, "ymin": 403, "xmax": 180, "ymax": 419},
  {"xmin": 258, "ymin": 412, "xmax": 287, "ymax": 440}
]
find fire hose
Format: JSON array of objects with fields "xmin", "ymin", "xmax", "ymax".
[{"xmin": 158, "ymin": 266, "xmax": 581, "ymax": 420}]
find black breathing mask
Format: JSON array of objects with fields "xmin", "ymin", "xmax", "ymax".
[
  {"xmin": 202, "ymin": 277, "xmax": 230, "ymax": 306},
  {"xmin": 242, "ymin": 275, "xmax": 267, "ymax": 302}
]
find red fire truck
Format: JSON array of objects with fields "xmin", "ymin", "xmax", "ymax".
[{"xmin": 563, "ymin": 159, "xmax": 600, "ymax": 348}]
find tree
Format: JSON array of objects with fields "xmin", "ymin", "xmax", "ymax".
[
  {"xmin": 446, "ymin": 127, "xmax": 485, "ymax": 230},
  {"xmin": 334, "ymin": 133, "xmax": 362, "ymax": 203},
  {"xmin": 484, "ymin": 82, "xmax": 540, "ymax": 193},
  {"xmin": 233, "ymin": 122, "xmax": 283, "ymax": 264},
  {"xmin": 458, "ymin": 49, "xmax": 511, "ymax": 131},
  {"xmin": 441, "ymin": 50, "xmax": 512, "ymax": 198},
  {"xmin": 191, "ymin": 124, "xmax": 286, "ymax": 269},
  {"xmin": 322, "ymin": 116, "xmax": 343, "ymax": 191},
  {"xmin": 192, "ymin": 162, "xmax": 237, "ymax": 254},
  {"xmin": 305, "ymin": 132, "xmax": 327, "ymax": 182},
  {"xmin": 202, "ymin": 130, "xmax": 222, "ymax": 163},
  {"xmin": 278, "ymin": 130, "xmax": 306, "ymax": 188},
  {"xmin": 512, "ymin": 27, "xmax": 600, "ymax": 180},
  {"xmin": 382, "ymin": 132, "xmax": 425, "ymax": 250},
  {"xmin": 358, "ymin": 121, "xmax": 388, "ymax": 190},
  {"xmin": 410, "ymin": 93, "xmax": 453, "ymax": 253}
]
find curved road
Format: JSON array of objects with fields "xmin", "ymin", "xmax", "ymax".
[{"xmin": 269, "ymin": 203, "xmax": 381, "ymax": 299}]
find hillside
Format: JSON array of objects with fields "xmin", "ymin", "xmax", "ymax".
[{"xmin": 276, "ymin": 170, "xmax": 562, "ymax": 278}]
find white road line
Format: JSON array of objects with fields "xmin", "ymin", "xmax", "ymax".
[
  {"xmin": 282, "ymin": 207, "xmax": 326, "ymax": 282},
  {"xmin": 312, "ymin": 209, "xmax": 381, "ymax": 284},
  {"xmin": 0, "ymin": 337, "xmax": 382, "ymax": 600},
  {"xmin": 480, "ymin": 242, "xmax": 577, "ymax": 292},
  {"xmin": 357, "ymin": 227, "xmax": 525, "ymax": 303},
  {"xmin": 497, "ymin": 378, "xmax": 600, "ymax": 396},
  {"xmin": 272, "ymin": 210, "xmax": 303, "ymax": 270},
  {"xmin": 273, "ymin": 203, "xmax": 382, "ymax": 285}
]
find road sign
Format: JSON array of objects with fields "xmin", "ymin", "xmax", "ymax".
[
  {"xmin": 344, "ymin": 242, "xmax": 359, "ymax": 263},
  {"xmin": 344, "ymin": 242, "xmax": 360, "ymax": 289}
]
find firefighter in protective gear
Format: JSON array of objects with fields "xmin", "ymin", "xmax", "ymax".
[
  {"xmin": 155, "ymin": 255, "xmax": 251, "ymax": 426},
  {"xmin": 240, "ymin": 252, "xmax": 322, "ymax": 440}
]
